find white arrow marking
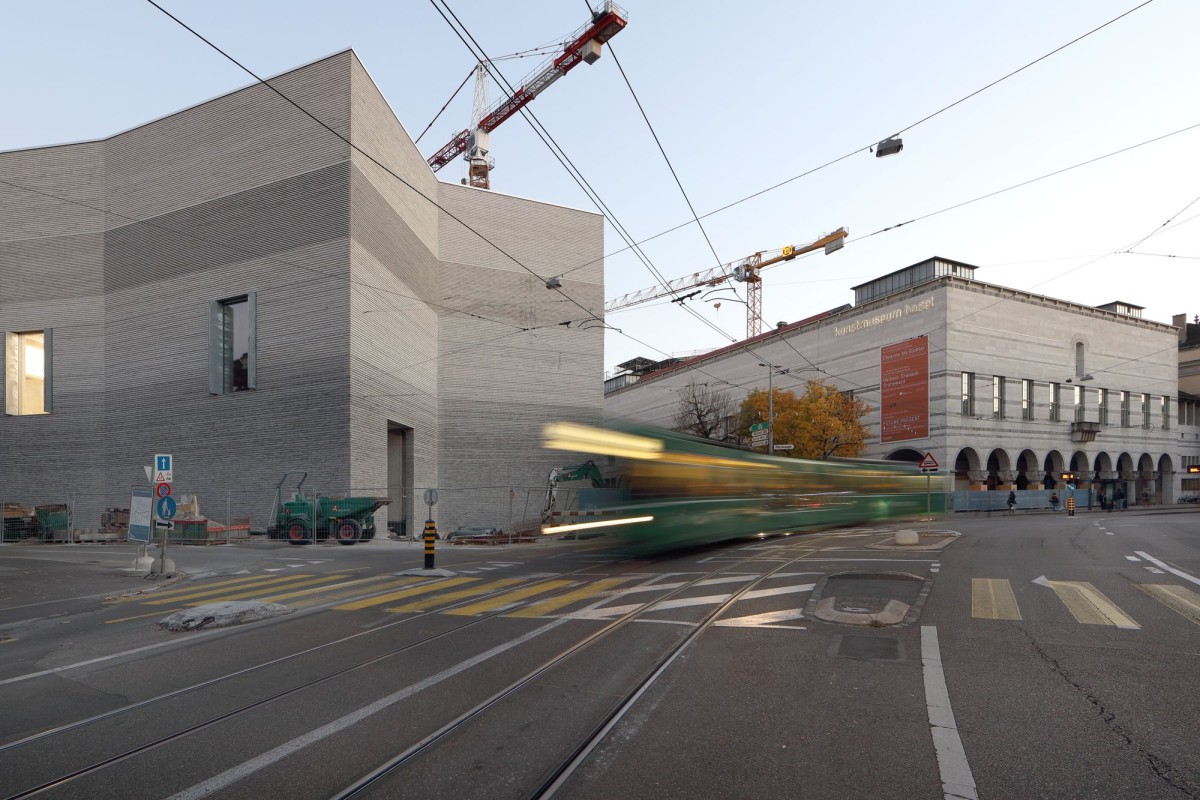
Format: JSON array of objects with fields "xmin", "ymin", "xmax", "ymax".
[
  {"xmin": 562, "ymin": 583, "xmax": 815, "ymax": 621},
  {"xmin": 1032, "ymin": 575, "xmax": 1053, "ymax": 588},
  {"xmin": 715, "ymin": 609, "xmax": 806, "ymax": 628}
]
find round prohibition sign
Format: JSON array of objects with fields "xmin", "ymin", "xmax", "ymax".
[{"xmin": 155, "ymin": 482, "xmax": 172, "ymax": 499}]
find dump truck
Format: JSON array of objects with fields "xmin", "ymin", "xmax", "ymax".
[{"xmin": 266, "ymin": 473, "xmax": 390, "ymax": 545}]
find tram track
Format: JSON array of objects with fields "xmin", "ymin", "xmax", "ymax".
[
  {"xmin": 0, "ymin": 554, "xmax": 661, "ymax": 799},
  {"xmin": 1, "ymin": 535, "xmax": 827, "ymax": 799},
  {"xmin": 331, "ymin": 538, "xmax": 822, "ymax": 800}
]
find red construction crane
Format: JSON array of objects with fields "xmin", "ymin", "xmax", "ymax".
[
  {"xmin": 427, "ymin": 2, "xmax": 628, "ymax": 189},
  {"xmin": 604, "ymin": 228, "xmax": 849, "ymax": 339}
]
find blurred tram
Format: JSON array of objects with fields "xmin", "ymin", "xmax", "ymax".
[{"xmin": 542, "ymin": 422, "xmax": 944, "ymax": 553}]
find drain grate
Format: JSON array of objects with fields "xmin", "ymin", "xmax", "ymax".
[{"xmin": 828, "ymin": 634, "xmax": 904, "ymax": 661}]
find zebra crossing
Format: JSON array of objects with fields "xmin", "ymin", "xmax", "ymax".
[
  {"xmin": 971, "ymin": 575, "xmax": 1200, "ymax": 629},
  {"xmin": 109, "ymin": 559, "xmax": 1200, "ymax": 633}
]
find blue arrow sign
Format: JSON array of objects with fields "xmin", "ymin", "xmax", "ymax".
[{"xmin": 156, "ymin": 496, "xmax": 177, "ymax": 520}]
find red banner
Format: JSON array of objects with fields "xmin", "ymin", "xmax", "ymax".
[{"xmin": 880, "ymin": 337, "xmax": 929, "ymax": 443}]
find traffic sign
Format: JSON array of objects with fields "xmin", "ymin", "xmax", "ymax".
[
  {"xmin": 773, "ymin": 444, "xmax": 795, "ymax": 451},
  {"xmin": 423, "ymin": 489, "xmax": 439, "ymax": 507},
  {"xmin": 154, "ymin": 519, "xmax": 175, "ymax": 530},
  {"xmin": 155, "ymin": 482, "xmax": 172, "ymax": 499},
  {"xmin": 156, "ymin": 496, "xmax": 177, "ymax": 520},
  {"xmin": 154, "ymin": 454, "xmax": 173, "ymax": 483},
  {"xmin": 918, "ymin": 452, "xmax": 939, "ymax": 471}
]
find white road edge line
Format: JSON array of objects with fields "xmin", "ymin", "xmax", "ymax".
[
  {"xmin": 1134, "ymin": 552, "xmax": 1200, "ymax": 586},
  {"xmin": 922, "ymin": 626, "xmax": 978, "ymax": 800}
]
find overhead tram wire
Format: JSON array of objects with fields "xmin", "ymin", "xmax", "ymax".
[
  {"xmin": 0, "ymin": 176, "xmax": 533, "ymax": 337},
  {"xmin": 142, "ymin": 0, "xmax": 602, "ymax": 326},
  {"xmin": 427, "ymin": 0, "xmax": 751, "ymax": 348},
  {"xmin": 609, "ymin": 120, "xmax": 1200, "ymax": 404},
  {"xmin": 414, "ymin": 44, "xmax": 568, "ymax": 145},
  {"xmin": 558, "ymin": 0, "xmax": 1160, "ymax": 279}
]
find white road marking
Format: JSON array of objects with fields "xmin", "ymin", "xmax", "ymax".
[
  {"xmin": 1145, "ymin": 567, "xmax": 1165, "ymax": 574},
  {"xmin": 922, "ymin": 626, "xmax": 978, "ymax": 800},
  {"xmin": 1126, "ymin": 556, "xmax": 1142, "ymax": 562},
  {"xmin": 563, "ymin": 583, "xmax": 816, "ymax": 621},
  {"xmin": 1134, "ymin": 551, "xmax": 1200, "ymax": 586},
  {"xmin": 1105, "ymin": 532, "xmax": 1115, "ymax": 536},
  {"xmin": 715, "ymin": 609, "xmax": 806, "ymax": 628},
  {"xmin": 166, "ymin": 576, "xmax": 659, "ymax": 800}
]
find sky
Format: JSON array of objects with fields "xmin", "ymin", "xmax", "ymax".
[{"xmin": 3, "ymin": 1, "xmax": 1197, "ymax": 377}]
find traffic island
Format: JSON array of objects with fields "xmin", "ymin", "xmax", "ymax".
[
  {"xmin": 867, "ymin": 530, "xmax": 959, "ymax": 551},
  {"xmin": 806, "ymin": 571, "xmax": 931, "ymax": 628}
]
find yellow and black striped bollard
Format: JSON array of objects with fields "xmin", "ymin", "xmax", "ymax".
[{"xmin": 424, "ymin": 519, "xmax": 437, "ymax": 569}]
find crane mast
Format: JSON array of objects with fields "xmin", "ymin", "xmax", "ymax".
[
  {"xmin": 428, "ymin": 2, "xmax": 628, "ymax": 189},
  {"xmin": 604, "ymin": 228, "xmax": 849, "ymax": 339}
]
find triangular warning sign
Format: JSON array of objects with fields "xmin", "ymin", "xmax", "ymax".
[
  {"xmin": 155, "ymin": 471, "xmax": 169, "ymax": 482},
  {"xmin": 918, "ymin": 453, "xmax": 939, "ymax": 470}
]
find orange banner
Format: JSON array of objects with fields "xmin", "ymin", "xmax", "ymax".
[{"xmin": 880, "ymin": 337, "xmax": 929, "ymax": 443}]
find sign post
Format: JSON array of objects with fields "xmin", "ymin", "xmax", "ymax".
[
  {"xmin": 918, "ymin": 452, "xmax": 940, "ymax": 535},
  {"xmin": 152, "ymin": 454, "xmax": 175, "ymax": 575}
]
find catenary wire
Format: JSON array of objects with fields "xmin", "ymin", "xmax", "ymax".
[
  {"xmin": 143, "ymin": 0, "xmax": 602, "ymax": 325},
  {"xmin": 561, "ymin": 0, "xmax": 1160, "ymax": 278}
]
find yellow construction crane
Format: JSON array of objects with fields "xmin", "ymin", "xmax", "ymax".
[{"xmin": 604, "ymin": 227, "xmax": 848, "ymax": 339}]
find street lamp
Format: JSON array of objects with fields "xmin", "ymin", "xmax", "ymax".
[{"xmin": 758, "ymin": 362, "xmax": 790, "ymax": 455}]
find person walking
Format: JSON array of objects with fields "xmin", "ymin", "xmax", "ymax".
[
  {"xmin": 1050, "ymin": 491, "xmax": 1060, "ymax": 512},
  {"xmin": 1007, "ymin": 490, "xmax": 1017, "ymax": 514}
]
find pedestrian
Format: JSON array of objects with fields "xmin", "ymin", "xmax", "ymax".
[
  {"xmin": 1007, "ymin": 490, "xmax": 1017, "ymax": 514},
  {"xmin": 1117, "ymin": 487, "xmax": 1126, "ymax": 510},
  {"xmin": 1050, "ymin": 491, "xmax": 1059, "ymax": 512}
]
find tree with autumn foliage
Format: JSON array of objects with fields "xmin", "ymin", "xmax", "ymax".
[{"xmin": 736, "ymin": 378, "xmax": 871, "ymax": 459}]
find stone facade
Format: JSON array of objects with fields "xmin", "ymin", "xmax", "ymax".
[
  {"xmin": 0, "ymin": 51, "xmax": 603, "ymax": 534},
  {"xmin": 605, "ymin": 260, "xmax": 1199, "ymax": 505}
]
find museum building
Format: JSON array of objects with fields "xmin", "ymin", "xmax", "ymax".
[
  {"xmin": 0, "ymin": 50, "xmax": 604, "ymax": 535},
  {"xmin": 604, "ymin": 258, "xmax": 1200, "ymax": 508}
]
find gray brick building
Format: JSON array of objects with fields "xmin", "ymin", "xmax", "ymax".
[
  {"xmin": 1, "ymin": 51, "xmax": 604, "ymax": 536},
  {"xmin": 605, "ymin": 258, "xmax": 1200, "ymax": 508}
]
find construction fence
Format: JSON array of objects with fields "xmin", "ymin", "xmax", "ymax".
[{"xmin": 0, "ymin": 482, "xmax": 604, "ymax": 545}]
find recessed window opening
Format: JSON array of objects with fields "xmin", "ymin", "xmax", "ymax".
[
  {"xmin": 1075, "ymin": 342, "xmax": 1085, "ymax": 378},
  {"xmin": 209, "ymin": 293, "xmax": 256, "ymax": 395},
  {"xmin": 5, "ymin": 330, "xmax": 51, "ymax": 415}
]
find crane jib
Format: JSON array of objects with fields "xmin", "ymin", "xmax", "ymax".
[{"xmin": 426, "ymin": 6, "xmax": 628, "ymax": 173}]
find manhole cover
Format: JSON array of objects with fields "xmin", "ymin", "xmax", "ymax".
[{"xmin": 829, "ymin": 634, "xmax": 904, "ymax": 661}]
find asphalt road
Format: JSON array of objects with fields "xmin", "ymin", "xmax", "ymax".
[{"xmin": 0, "ymin": 509, "xmax": 1197, "ymax": 799}]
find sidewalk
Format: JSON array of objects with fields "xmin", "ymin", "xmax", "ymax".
[{"xmin": 957, "ymin": 504, "xmax": 1199, "ymax": 519}]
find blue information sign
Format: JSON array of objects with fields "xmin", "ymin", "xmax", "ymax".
[{"xmin": 156, "ymin": 496, "xmax": 177, "ymax": 520}]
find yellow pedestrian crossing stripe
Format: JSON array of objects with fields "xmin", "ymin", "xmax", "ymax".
[
  {"xmin": 1046, "ymin": 580, "xmax": 1139, "ymax": 629},
  {"xmin": 971, "ymin": 579, "xmax": 1022, "ymax": 620},
  {"xmin": 508, "ymin": 578, "xmax": 630, "ymax": 618},
  {"xmin": 386, "ymin": 578, "xmax": 524, "ymax": 613},
  {"xmin": 142, "ymin": 574, "xmax": 323, "ymax": 605},
  {"xmin": 334, "ymin": 577, "xmax": 477, "ymax": 611},
  {"xmin": 261, "ymin": 577, "xmax": 418, "ymax": 605},
  {"xmin": 185, "ymin": 575, "xmax": 354, "ymax": 606},
  {"xmin": 1138, "ymin": 584, "xmax": 1200, "ymax": 625},
  {"xmin": 444, "ymin": 580, "xmax": 575, "ymax": 616}
]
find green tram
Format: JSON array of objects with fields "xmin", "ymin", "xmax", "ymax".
[{"xmin": 543, "ymin": 423, "xmax": 943, "ymax": 553}]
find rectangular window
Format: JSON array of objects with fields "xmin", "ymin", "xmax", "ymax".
[
  {"xmin": 961, "ymin": 372, "xmax": 975, "ymax": 417},
  {"xmin": 1120, "ymin": 390, "xmax": 1130, "ymax": 427},
  {"xmin": 4, "ymin": 330, "xmax": 52, "ymax": 415},
  {"xmin": 209, "ymin": 294, "xmax": 257, "ymax": 395},
  {"xmin": 1073, "ymin": 385, "xmax": 1084, "ymax": 423},
  {"xmin": 1097, "ymin": 388, "xmax": 1108, "ymax": 426},
  {"xmin": 1049, "ymin": 382, "xmax": 1061, "ymax": 422},
  {"xmin": 1141, "ymin": 392, "xmax": 1151, "ymax": 429},
  {"xmin": 1161, "ymin": 396, "xmax": 1170, "ymax": 430},
  {"xmin": 992, "ymin": 376, "xmax": 1006, "ymax": 419},
  {"xmin": 1021, "ymin": 379, "xmax": 1034, "ymax": 421}
]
